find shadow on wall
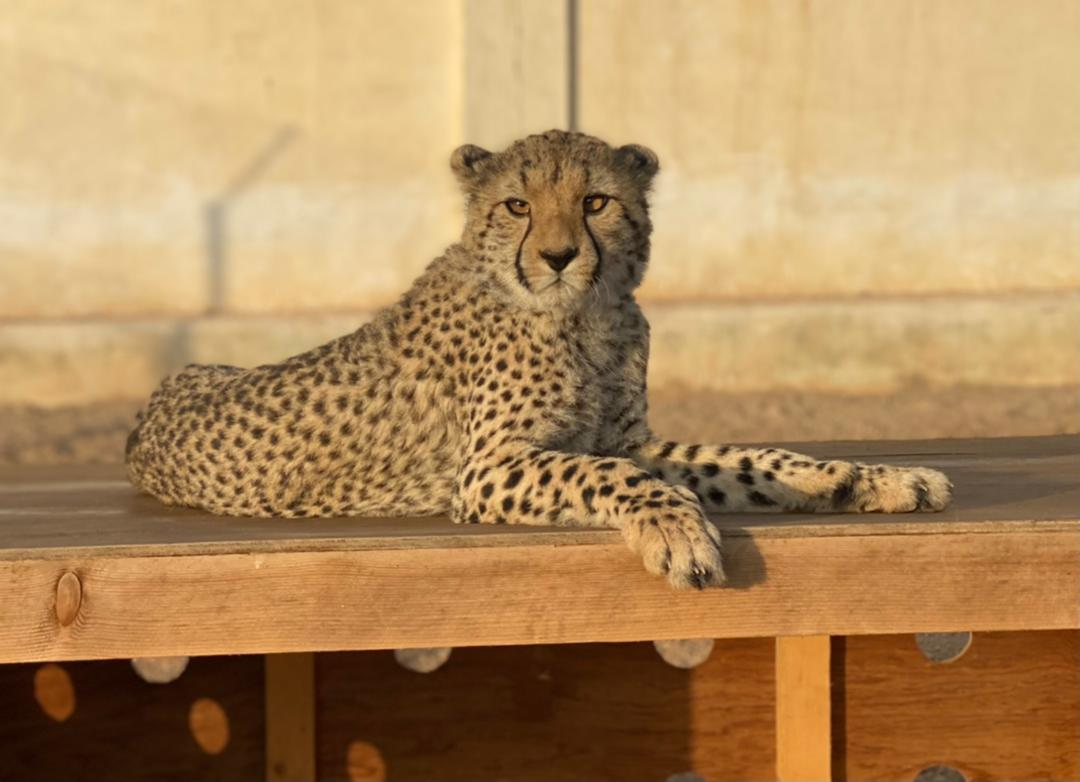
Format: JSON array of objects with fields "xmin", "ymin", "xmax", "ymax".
[
  {"xmin": 203, "ymin": 127, "xmax": 298, "ymax": 316},
  {"xmin": 154, "ymin": 127, "xmax": 299, "ymax": 376}
]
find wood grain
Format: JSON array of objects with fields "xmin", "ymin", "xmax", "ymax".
[
  {"xmin": 265, "ymin": 653, "xmax": 316, "ymax": 782},
  {"xmin": 0, "ymin": 437, "xmax": 1074, "ymax": 662},
  {"xmin": 839, "ymin": 631, "xmax": 1079, "ymax": 781},
  {"xmin": 776, "ymin": 635, "xmax": 831, "ymax": 781},
  {"xmin": 0, "ymin": 436, "xmax": 1075, "ymax": 559},
  {"xmin": 315, "ymin": 640, "xmax": 775, "ymax": 781},
  {"xmin": 0, "ymin": 527, "xmax": 1074, "ymax": 663}
]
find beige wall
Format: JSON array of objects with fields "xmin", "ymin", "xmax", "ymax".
[
  {"xmin": 581, "ymin": 0, "xmax": 1079, "ymax": 303},
  {"xmin": 0, "ymin": 0, "xmax": 1077, "ymax": 406},
  {"xmin": 0, "ymin": 1, "xmax": 463, "ymax": 318}
]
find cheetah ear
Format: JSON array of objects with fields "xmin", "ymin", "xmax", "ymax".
[
  {"xmin": 450, "ymin": 144, "xmax": 493, "ymax": 184},
  {"xmin": 616, "ymin": 144, "xmax": 660, "ymax": 183}
]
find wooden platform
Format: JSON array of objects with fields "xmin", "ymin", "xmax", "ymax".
[{"xmin": 0, "ymin": 436, "xmax": 1076, "ymax": 664}]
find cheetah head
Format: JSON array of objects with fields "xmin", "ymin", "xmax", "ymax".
[{"xmin": 451, "ymin": 130, "xmax": 658, "ymax": 313}]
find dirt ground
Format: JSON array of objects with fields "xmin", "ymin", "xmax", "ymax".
[
  {"xmin": 1, "ymin": 384, "xmax": 1075, "ymax": 465},
  {"xmin": 649, "ymin": 384, "xmax": 1080, "ymax": 444}
]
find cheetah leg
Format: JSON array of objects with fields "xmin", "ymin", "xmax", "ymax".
[
  {"xmin": 453, "ymin": 445, "xmax": 725, "ymax": 590},
  {"xmin": 631, "ymin": 438, "xmax": 952, "ymax": 514}
]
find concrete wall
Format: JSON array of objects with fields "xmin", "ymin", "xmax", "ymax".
[
  {"xmin": 581, "ymin": 0, "xmax": 1079, "ymax": 303},
  {"xmin": 1, "ymin": 0, "xmax": 1077, "ymax": 407},
  {"xmin": 1, "ymin": 1, "xmax": 463, "ymax": 318}
]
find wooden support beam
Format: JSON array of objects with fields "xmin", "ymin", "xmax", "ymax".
[
  {"xmin": 776, "ymin": 635, "xmax": 832, "ymax": 781},
  {"xmin": 265, "ymin": 653, "xmax": 316, "ymax": 782},
  {"xmin": 1, "ymin": 526, "xmax": 1073, "ymax": 662}
]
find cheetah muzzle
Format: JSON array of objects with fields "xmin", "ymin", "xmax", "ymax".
[{"xmin": 126, "ymin": 130, "xmax": 953, "ymax": 591}]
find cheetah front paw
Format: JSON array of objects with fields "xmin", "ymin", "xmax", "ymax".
[
  {"xmin": 622, "ymin": 497, "xmax": 726, "ymax": 590},
  {"xmin": 857, "ymin": 465, "xmax": 952, "ymax": 513}
]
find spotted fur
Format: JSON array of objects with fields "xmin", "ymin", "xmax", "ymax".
[{"xmin": 126, "ymin": 130, "xmax": 952, "ymax": 590}]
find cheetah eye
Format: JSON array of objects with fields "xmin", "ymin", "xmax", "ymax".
[
  {"xmin": 505, "ymin": 199, "xmax": 530, "ymax": 217},
  {"xmin": 583, "ymin": 194, "xmax": 609, "ymax": 214}
]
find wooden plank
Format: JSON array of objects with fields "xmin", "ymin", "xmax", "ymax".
[
  {"xmin": 840, "ymin": 631, "xmax": 1079, "ymax": 781},
  {"xmin": 319, "ymin": 641, "xmax": 775, "ymax": 781},
  {"xmin": 0, "ymin": 436, "xmax": 1076, "ymax": 559},
  {"xmin": 264, "ymin": 653, "xmax": 315, "ymax": 782},
  {"xmin": 0, "ymin": 437, "xmax": 1075, "ymax": 662},
  {"xmin": 775, "ymin": 636, "xmax": 832, "ymax": 781},
  {"xmin": 0, "ymin": 527, "xmax": 1073, "ymax": 664}
]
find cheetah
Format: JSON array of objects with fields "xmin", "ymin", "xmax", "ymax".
[{"xmin": 126, "ymin": 130, "xmax": 952, "ymax": 590}]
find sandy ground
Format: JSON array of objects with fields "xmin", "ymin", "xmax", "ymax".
[
  {"xmin": 1, "ymin": 385, "xmax": 1075, "ymax": 465},
  {"xmin": 649, "ymin": 384, "xmax": 1079, "ymax": 444}
]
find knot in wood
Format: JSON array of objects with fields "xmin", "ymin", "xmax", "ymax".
[{"xmin": 54, "ymin": 571, "xmax": 82, "ymax": 627}]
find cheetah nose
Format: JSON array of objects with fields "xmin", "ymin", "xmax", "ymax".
[{"xmin": 540, "ymin": 246, "xmax": 579, "ymax": 272}]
